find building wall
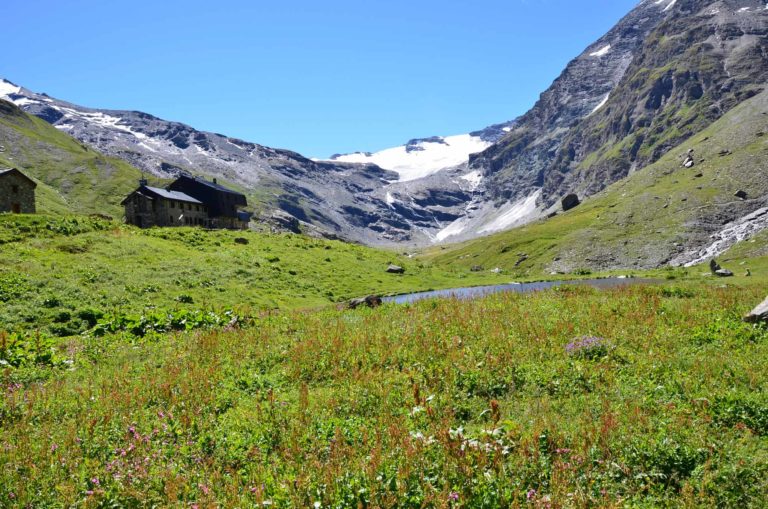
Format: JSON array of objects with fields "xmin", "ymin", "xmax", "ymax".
[
  {"xmin": 124, "ymin": 195, "xmax": 209, "ymax": 228},
  {"xmin": 0, "ymin": 173, "xmax": 36, "ymax": 214}
]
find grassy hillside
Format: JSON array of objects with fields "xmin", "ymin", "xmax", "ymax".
[
  {"xmin": 0, "ymin": 214, "xmax": 508, "ymax": 337},
  {"xmin": 2, "ymin": 279, "xmax": 767, "ymax": 506},
  {"xmin": 426, "ymin": 88, "xmax": 768, "ymax": 276},
  {"xmin": 0, "ymin": 99, "xmax": 147, "ymax": 217}
]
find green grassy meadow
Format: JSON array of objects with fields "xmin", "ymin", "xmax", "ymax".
[
  {"xmin": 2, "ymin": 278, "xmax": 767, "ymax": 507},
  {"xmin": 0, "ymin": 214, "xmax": 510, "ymax": 337}
]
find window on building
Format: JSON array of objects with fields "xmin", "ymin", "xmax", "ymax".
[
  {"xmin": 11, "ymin": 185, "xmax": 19, "ymax": 194},
  {"xmin": 169, "ymin": 201, "xmax": 174, "ymax": 209},
  {"xmin": 169, "ymin": 215, "xmax": 173, "ymax": 223}
]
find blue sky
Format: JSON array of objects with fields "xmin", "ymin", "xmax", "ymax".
[{"xmin": 1, "ymin": 0, "xmax": 638, "ymax": 157}]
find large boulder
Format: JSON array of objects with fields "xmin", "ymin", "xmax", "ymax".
[
  {"xmin": 561, "ymin": 194, "xmax": 580, "ymax": 212},
  {"xmin": 348, "ymin": 295, "xmax": 383, "ymax": 310},
  {"xmin": 710, "ymin": 258, "xmax": 734, "ymax": 277},
  {"xmin": 386, "ymin": 264, "xmax": 405, "ymax": 274},
  {"xmin": 744, "ymin": 296, "xmax": 768, "ymax": 323}
]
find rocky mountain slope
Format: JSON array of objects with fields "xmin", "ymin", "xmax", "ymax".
[
  {"xmin": 0, "ymin": 98, "xmax": 143, "ymax": 217},
  {"xmin": 1, "ymin": 79, "xmax": 459, "ymax": 244},
  {"xmin": 3, "ymin": 0, "xmax": 767, "ymax": 252},
  {"xmin": 472, "ymin": 0, "xmax": 768, "ymax": 209},
  {"xmin": 427, "ymin": 85, "xmax": 768, "ymax": 273}
]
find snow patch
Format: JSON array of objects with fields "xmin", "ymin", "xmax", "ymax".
[
  {"xmin": 459, "ymin": 170, "xmax": 483, "ymax": 191},
  {"xmin": 385, "ymin": 192, "xmax": 396, "ymax": 206},
  {"xmin": 590, "ymin": 93, "xmax": 610, "ymax": 114},
  {"xmin": 479, "ymin": 191, "xmax": 541, "ymax": 234},
  {"xmin": 137, "ymin": 141, "xmax": 158, "ymax": 153},
  {"xmin": 329, "ymin": 133, "xmax": 492, "ymax": 182},
  {"xmin": 502, "ymin": 127, "xmax": 512, "ymax": 132},
  {"xmin": 0, "ymin": 80, "xmax": 20, "ymax": 97},
  {"xmin": 434, "ymin": 216, "xmax": 471, "ymax": 242},
  {"xmin": 56, "ymin": 106, "xmax": 149, "ymax": 140},
  {"xmin": 737, "ymin": 7, "xmax": 750, "ymax": 12},
  {"xmin": 589, "ymin": 45, "xmax": 611, "ymax": 57}
]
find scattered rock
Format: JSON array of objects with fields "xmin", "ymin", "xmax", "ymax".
[
  {"xmin": 514, "ymin": 254, "xmax": 529, "ymax": 267},
  {"xmin": 491, "ymin": 267, "xmax": 503, "ymax": 274},
  {"xmin": 735, "ymin": 190, "xmax": 748, "ymax": 200},
  {"xmin": 234, "ymin": 237, "xmax": 249, "ymax": 245},
  {"xmin": 718, "ymin": 150, "xmax": 732, "ymax": 157},
  {"xmin": 386, "ymin": 264, "xmax": 405, "ymax": 274},
  {"xmin": 681, "ymin": 149, "xmax": 695, "ymax": 168},
  {"xmin": 744, "ymin": 296, "xmax": 768, "ymax": 323},
  {"xmin": 710, "ymin": 259, "xmax": 734, "ymax": 277},
  {"xmin": 470, "ymin": 265, "xmax": 484, "ymax": 272},
  {"xmin": 347, "ymin": 295, "xmax": 382, "ymax": 310},
  {"xmin": 745, "ymin": 268, "xmax": 752, "ymax": 277},
  {"xmin": 561, "ymin": 194, "xmax": 580, "ymax": 212},
  {"xmin": 268, "ymin": 210, "xmax": 301, "ymax": 234},
  {"xmin": 756, "ymin": 132, "xmax": 765, "ymax": 137},
  {"xmin": 693, "ymin": 173, "xmax": 703, "ymax": 178}
]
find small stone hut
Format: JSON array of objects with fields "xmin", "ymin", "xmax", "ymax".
[{"xmin": 0, "ymin": 168, "xmax": 36, "ymax": 214}]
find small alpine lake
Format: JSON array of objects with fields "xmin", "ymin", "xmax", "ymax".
[{"xmin": 383, "ymin": 277, "xmax": 661, "ymax": 304}]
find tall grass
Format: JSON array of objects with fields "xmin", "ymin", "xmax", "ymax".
[{"xmin": 1, "ymin": 284, "xmax": 767, "ymax": 507}]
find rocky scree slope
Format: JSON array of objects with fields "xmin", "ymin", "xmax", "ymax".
[
  {"xmin": 472, "ymin": 0, "xmax": 768, "ymax": 213},
  {"xmin": 426, "ymin": 85, "xmax": 768, "ymax": 274},
  {"xmin": 1, "ymin": 79, "xmax": 473, "ymax": 245}
]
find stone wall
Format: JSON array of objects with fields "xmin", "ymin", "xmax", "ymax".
[
  {"xmin": 124, "ymin": 194, "xmax": 209, "ymax": 228},
  {"xmin": 0, "ymin": 173, "xmax": 35, "ymax": 214}
]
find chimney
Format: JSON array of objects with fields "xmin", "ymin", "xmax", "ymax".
[{"xmin": 139, "ymin": 176, "xmax": 148, "ymax": 187}]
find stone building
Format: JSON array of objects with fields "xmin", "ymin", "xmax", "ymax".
[
  {"xmin": 168, "ymin": 175, "xmax": 249, "ymax": 229},
  {"xmin": 0, "ymin": 168, "xmax": 36, "ymax": 214},
  {"xmin": 122, "ymin": 180, "xmax": 209, "ymax": 228},
  {"xmin": 122, "ymin": 176, "xmax": 249, "ymax": 229}
]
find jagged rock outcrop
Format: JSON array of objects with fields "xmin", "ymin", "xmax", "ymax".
[{"xmin": 472, "ymin": 0, "xmax": 768, "ymax": 213}]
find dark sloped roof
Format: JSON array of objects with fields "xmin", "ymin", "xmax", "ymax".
[
  {"xmin": 143, "ymin": 186, "xmax": 202, "ymax": 203},
  {"xmin": 121, "ymin": 185, "xmax": 202, "ymax": 205},
  {"xmin": 0, "ymin": 168, "xmax": 37, "ymax": 188},
  {"xmin": 177, "ymin": 174, "xmax": 245, "ymax": 197}
]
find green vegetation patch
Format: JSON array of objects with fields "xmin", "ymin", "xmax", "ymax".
[{"xmin": 1, "ymin": 284, "xmax": 767, "ymax": 506}]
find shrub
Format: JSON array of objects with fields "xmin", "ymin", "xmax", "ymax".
[{"xmin": 712, "ymin": 394, "xmax": 768, "ymax": 436}]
